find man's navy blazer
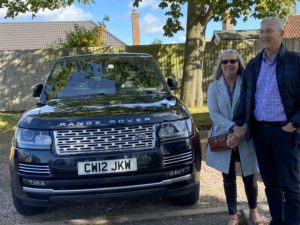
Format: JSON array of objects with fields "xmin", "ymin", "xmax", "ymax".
[{"xmin": 233, "ymin": 44, "xmax": 300, "ymax": 137}]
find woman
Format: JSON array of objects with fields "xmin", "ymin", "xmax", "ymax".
[{"xmin": 206, "ymin": 49, "xmax": 264, "ymax": 225}]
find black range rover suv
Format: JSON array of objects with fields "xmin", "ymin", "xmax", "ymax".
[{"xmin": 10, "ymin": 53, "xmax": 201, "ymax": 215}]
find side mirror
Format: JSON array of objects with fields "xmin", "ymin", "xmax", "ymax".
[
  {"xmin": 31, "ymin": 83, "xmax": 43, "ymax": 97},
  {"xmin": 167, "ymin": 77, "xmax": 178, "ymax": 90}
]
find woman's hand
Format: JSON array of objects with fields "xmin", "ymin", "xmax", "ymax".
[
  {"xmin": 227, "ymin": 133, "xmax": 240, "ymax": 148},
  {"xmin": 232, "ymin": 125, "xmax": 247, "ymax": 139}
]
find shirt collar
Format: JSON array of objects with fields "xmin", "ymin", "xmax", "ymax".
[{"xmin": 262, "ymin": 49, "xmax": 278, "ymax": 64}]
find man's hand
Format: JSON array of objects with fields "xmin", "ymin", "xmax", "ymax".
[{"xmin": 282, "ymin": 122, "xmax": 296, "ymax": 133}]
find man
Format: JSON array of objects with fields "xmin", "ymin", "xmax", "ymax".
[{"xmin": 232, "ymin": 17, "xmax": 300, "ymax": 225}]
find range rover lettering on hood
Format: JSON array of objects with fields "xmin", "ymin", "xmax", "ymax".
[{"xmin": 59, "ymin": 117, "xmax": 152, "ymax": 127}]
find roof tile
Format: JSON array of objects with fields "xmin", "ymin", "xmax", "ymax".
[
  {"xmin": 0, "ymin": 21, "xmax": 126, "ymax": 50},
  {"xmin": 284, "ymin": 14, "xmax": 300, "ymax": 38}
]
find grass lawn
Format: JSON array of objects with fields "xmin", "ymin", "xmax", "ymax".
[
  {"xmin": 189, "ymin": 105, "xmax": 212, "ymax": 130},
  {"xmin": 0, "ymin": 112, "xmax": 21, "ymax": 142},
  {"xmin": 0, "ymin": 113, "xmax": 20, "ymax": 134}
]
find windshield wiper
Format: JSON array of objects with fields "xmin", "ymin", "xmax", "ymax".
[
  {"xmin": 141, "ymin": 90, "xmax": 166, "ymax": 95},
  {"xmin": 73, "ymin": 93, "xmax": 107, "ymax": 98}
]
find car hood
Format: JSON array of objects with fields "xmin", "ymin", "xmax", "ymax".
[{"xmin": 18, "ymin": 95, "xmax": 190, "ymax": 129}]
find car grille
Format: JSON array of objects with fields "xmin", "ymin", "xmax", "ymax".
[
  {"xmin": 18, "ymin": 163, "xmax": 51, "ymax": 175},
  {"xmin": 163, "ymin": 151, "xmax": 193, "ymax": 167},
  {"xmin": 53, "ymin": 125, "xmax": 156, "ymax": 155}
]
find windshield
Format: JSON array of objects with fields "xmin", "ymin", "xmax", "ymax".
[{"xmin": 43, "ymin": 55, "xmax": 167, "ymax": 100}]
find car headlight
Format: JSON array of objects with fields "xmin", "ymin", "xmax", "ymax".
[
  {"xmin": 16, "ymin": 128, "xmax": 52, "ymax": 150},
  {"xmin": 159, "ymin": 118, "xmax": 193, "ymax": 141}
]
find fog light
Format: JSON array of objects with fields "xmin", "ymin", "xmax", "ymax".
[
  {"xmin": 23, "ymin": 178, "xmax": 46, "ymax": 187},
  {"xmin": 167, "ymin": 166, "xmax": 190, "ymax": 177}
]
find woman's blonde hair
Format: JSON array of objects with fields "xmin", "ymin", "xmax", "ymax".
[{"xmin": 213, "ymin": 49, "xmax": 246, "ymax": 80}]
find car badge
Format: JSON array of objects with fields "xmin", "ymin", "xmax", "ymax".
[{"xmin": 135, "ymin": 134, "xmax": 147, "ymax": 140}]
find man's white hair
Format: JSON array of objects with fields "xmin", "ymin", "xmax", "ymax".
[{"xmin": 261, "ymin": 17, "xmax": 284, "ymax": 30}]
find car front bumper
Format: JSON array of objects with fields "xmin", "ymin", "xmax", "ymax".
[{"xmin": 10, "ymin": 136, "xmax": 201, "ymax": 207}]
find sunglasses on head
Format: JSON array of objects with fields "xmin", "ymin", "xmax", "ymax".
[{"xmin": 221, "ymin": 59, "xmax": 238, "ymax": 65}]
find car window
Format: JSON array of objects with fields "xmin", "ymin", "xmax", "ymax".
[{"xmin": 44, "ymin": 55, "xmax": 167, "ymax": 100}]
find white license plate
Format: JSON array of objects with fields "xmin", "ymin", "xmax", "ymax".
[{"xmin": 77, "ymin": 158, "xmax": 137, "ymax": 175}]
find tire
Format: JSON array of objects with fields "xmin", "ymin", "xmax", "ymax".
[
  {"xmin": 11, "ymin": 188, "xmax": 46, "ymax": 216},
  {"xmin": 171, "ymin": 183, "xmax": 200, "ymax": 206}
]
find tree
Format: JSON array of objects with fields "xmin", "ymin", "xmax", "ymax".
[
  {"xmin": 51, "ymin": 16, "xmax": 109, "ymax": 48},
  {"xmin": 151, "ymin": 38, "xmax": 164, "ymax": 44},
  {"xmin": 133, "ymin": 0, "xmax": 297, "ymax": 107},
  {"xmin": 51, "ymin": 24, "xmax": 101, "ymax": 48},
  {"xmin": 0, "ymin": 0, "xmax": 94, "ymax": 18}
]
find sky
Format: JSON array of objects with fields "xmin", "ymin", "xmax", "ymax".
[{"xmin": 0, "ymin": 0, "xmax": 299, "ymax": 45}]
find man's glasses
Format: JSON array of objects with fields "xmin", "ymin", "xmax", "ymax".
[{"xmin": 221, "ymin": 59, "xmax": 238, "ymax": 65}]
